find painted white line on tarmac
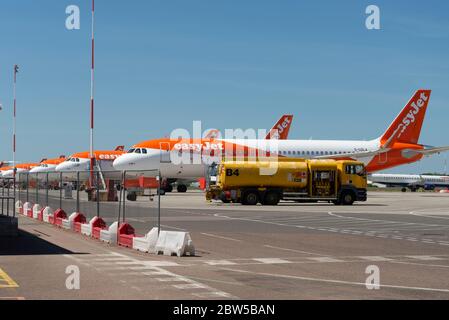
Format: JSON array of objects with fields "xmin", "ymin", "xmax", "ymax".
[
  {"xmin": 263, "ymin": 245, "xmax": 328, "ymax": 256},
  {"xmin": 307, "ymin": 257, "xmax": 344, "ymax": 263},
  {"xmin": 221, "ymin": 268, "xmax": 449, "ymax": 294},
  {"xmin": 253, "ymin": 258, "xmax": 292, "ymax": 264},
  {"xmin": 200, "ymin": 232, "xmax": 242, "ymax": 242},
  {"xmin": 204, "ymin": 260, "xmax": 237, "ymax": 266},
  {"xmin": 358, "ymin": 256, "xmax": 393, "ymax": 262},
  {"xmin": 329, "ymin": 212, "xmax": 448, "ymax": 228},
  {"xmin": 406, "ymin": 255, "xmax": 444, "ymax": 261},
  {"xmin": 390, "ymin": 261, "xmax": 449, "ymax": 269},
  {"xmin": 409, "ymin": 210, "xmax": 449, "ymax": 221}
]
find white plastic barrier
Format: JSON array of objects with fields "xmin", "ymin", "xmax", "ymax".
[
  {"xmin": 62, "ymin": 212, "xmax": 78, "ymax": 230},
  {"xmin": 132, "ymin": 228, "xmax": 159, "ymax": 253},
  {"xmin": 32, "ymin": 204, "xmax": 42, "ymax": 219},
  {"xmin": 42, "ymin": 206, "xmax": 53, "ymax": 223},
  {"xmin": 81, "ymin": 217, "xmax": 96, "ymax": 236},
  {"xmin": 100, "ymin": 222, "xmax": 118, "ymax": 244},
  {"xmin": 154, "ymin": 231, "xmax": 195, "ymax": 257},
  {"xmin": 23, "ymin": 202, "xmax": 33, "ymax": 216},
  {"xmin": 15, "ymin": 201, "xmax": 23, "ymax": 214}
]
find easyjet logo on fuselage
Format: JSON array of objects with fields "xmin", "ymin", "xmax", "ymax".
[
  {"xmin": 173, "ymin": 142, "xmax": 224, "ymax": 152},
  {"xmin": 98, "ymin": 154, "xmax": 121, "ymax": 160},
  {"xmin": 396, "ymin": 92, "xmax": 428, "ymax": 138}
]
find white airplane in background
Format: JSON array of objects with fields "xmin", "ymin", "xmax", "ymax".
[
  {"xmin": 29, "ymin": 156, "xmax": 66, "ymax": 178},
  {"xmin": 369, "ymin": 173, "xmax": 449, "ymax": 192},
  {"xmin": 113, "ymin": 90, "xmax": 449, "ymax": 179}
]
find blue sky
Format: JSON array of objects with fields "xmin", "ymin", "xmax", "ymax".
[{"xmin": 0, "ymin": 0, "xmax": 448, "ymax": 173}]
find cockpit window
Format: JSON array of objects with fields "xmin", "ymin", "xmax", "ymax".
[
  {"xmin": 128, "ymin": 148, "xmax": 135, "ymax": 153},
  {"xmin": 142, "ymin": 148, "xmax": 147, "ymax": 154},
  {"xmin": 135, "ymin": 148, "xmax": 141, "ymax": 154}
]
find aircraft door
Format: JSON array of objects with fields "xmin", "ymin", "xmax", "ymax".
[{"xmin": 159, "ymin": 142, "xmax": 171, "ymax": 163}]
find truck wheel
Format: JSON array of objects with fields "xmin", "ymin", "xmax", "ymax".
[
  {"xmin": 340, "ymin": 191, "xmax": 355, "ymax": 206},
  {"xmin": 263, "ymin": 191, "xmax": 280, "ymax": 206},
  {"xmin": 164, "ymin": 185, "xmax": 173, "ymax": 193},
  {"xmin": 177, "ymin": 184, "xmax": 187, "ymax": 193},
  {"xmin": 242, "ymin": 190, "xmax": 259, "ymax": 206},
  {"xmin": 127, "ymin": 192, "xmax": 137, "ymax": 201},
  {"xmin": 401, "ymin": 188, "xmax": 407, "ymax": 193}
]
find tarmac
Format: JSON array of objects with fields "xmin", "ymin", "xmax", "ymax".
[{"xmin": 1, "ymin": 190, "xmax": 449, "ymax": 299}]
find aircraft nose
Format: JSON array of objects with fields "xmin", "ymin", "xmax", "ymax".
[
  {"xmin": 55, "ymin": 163, "xmax": 67, "ymax": 172},
  {"xmin": 113, "ymin": 155, "xmax": 130, "ymax": 171}
]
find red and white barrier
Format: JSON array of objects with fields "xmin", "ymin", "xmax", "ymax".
[
  {"xmin": 81, "ymin": 216, "xmax": 97, "ymax": 236},
  {"xmin": 42, "ymin": 206, "xmax": 53, "ymax": 223},
  {"xmin": 72, "ymin": 213, "xmax": 87, "ymax": 233},
  {"xmin": 100, "ymin": 222, "xmax": 119, "ymax": 244},
  {"xmin": 15, "ymin": 201, "xmax": 23, "ymax": 215},
  {"xmin": 154, "ymin": 231, "xmax": 195, "ymax": 257},
  {"xmin": 32, "ymin": 204, "xmax": 41, "ymax": 219},
  {"xmin": 132, "ymin": 227, "xmax": 159, "ymax": 253},
  {"xmin": 53, "ymin": 209, "xmax": 67, "ymax": 227},
  {"xmin": 91, "ymin": 217, "xmax": 107, "ymax": 239},
  {"xmin": 23, "ymin": 202, "xmax": 33, "ymax": 217},
  {"xmin": 117, "ymin": 223, "xmax": 136, "ymax": 248}
]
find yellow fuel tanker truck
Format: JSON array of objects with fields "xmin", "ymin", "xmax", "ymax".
[{"xmin": 206, "ymin": 158, "xmax": 367, "ymax": 206}]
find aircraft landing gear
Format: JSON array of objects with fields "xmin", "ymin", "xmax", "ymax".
[{"xmin": 177, "ymin": 184, "xmax": 187, "ymax": 193}]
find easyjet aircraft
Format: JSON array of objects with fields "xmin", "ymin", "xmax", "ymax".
[
  {"xmin": 115, "ymin": 115, "xmax": 294, "ymax": 192},
  {"xmin": 28, "ymin": 156, "xmax": 67, "ymax": 179},
  {"xmin": 55, "ymin": 146, "xmax": 125, "ymax": 180},
  {"xmin": 2, "ymin": 163, "xmax": 40, "ymax": 181},
  {"xmin": 113, "ymin": 90, "xmax": 449, "ymax": 181}
]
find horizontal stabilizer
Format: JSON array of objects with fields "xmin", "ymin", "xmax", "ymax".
[{"xmin": 405, "ymin": 146, "xmax": 449, "ymax": 157}]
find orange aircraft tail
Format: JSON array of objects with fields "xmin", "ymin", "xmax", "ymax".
[
  {"xmin": 266, "ymin": 115, "xmax": 293, "ymax": 140},
  {"xmin": 380, "ymin": 90, "xmax": 431, "ymax": 145}
]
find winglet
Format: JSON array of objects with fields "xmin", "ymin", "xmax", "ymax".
[{"xmin": 115, "ymin": 146, "xmax": 125, "ymax": 151}]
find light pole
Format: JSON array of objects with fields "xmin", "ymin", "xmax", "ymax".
[
  {"xmin": 13, "ymin": 64, "xmax": 19, "ymax": 202},
  {"xmin": 89, "ymin": 0, "xmax": 95, "ymax": 187}
]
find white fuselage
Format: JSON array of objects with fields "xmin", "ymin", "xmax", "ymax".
[
  {"xmin": 113, "ymin": 139, "xmax": 380, "ymax": 178},
  {"xmin": 55, "ymin": 158, "xmax": 121, "ymax": 181},
  {"xmin": 369, "ymin": 173, "xmax": 449, "ymax": 187},
  {"xmin": 2, "ymin": 168, "xmax": 29, "ymax": 181}
]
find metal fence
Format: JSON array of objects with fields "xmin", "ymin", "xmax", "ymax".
[
  {"xmin": 16, "ymin": 169, "xmax": 161, "ymax": 235},
  {"xmin": 0, "ymin": 177, "xmax": 15, "ymax": 217}
]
